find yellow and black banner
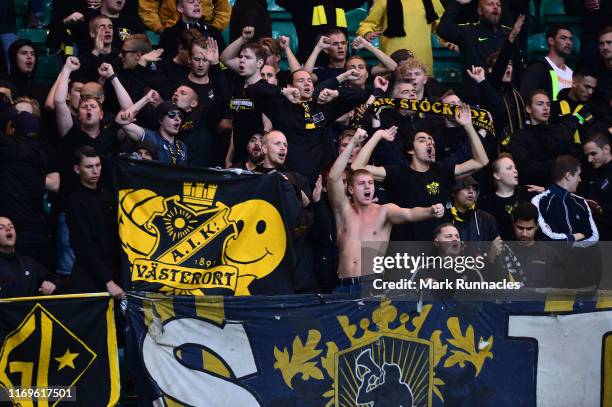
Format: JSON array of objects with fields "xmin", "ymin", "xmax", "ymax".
[
  {"xmin": 116, "ymin": 159, "xmax": 300, "ymax": 296},
  {"xmin": 0, "ymin": 294, "xmax": 119, "ymax": 406},
  {"xmin": 371, "ymin": 98, "xmax": 495, "ymax": 135}
]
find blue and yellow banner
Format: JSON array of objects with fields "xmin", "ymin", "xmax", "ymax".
[
  {"xmin": 116, "ymin": 159, "xmax": 301, "ymax": 296},
  {"xmin": 125, "ymin": 293, "xmax": 612, "ymax": 406},
  {"xmin": 0, "ymin": 294, "xmax": 120, "ymax": 406}
]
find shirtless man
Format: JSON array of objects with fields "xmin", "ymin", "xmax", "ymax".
[{"xmin": 328, "ymin": 128, "xmax": 445, "ymax": 292}]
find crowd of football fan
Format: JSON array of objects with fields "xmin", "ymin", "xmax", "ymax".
[{"xmin": 0, "ymin": 0, "xmax": 610, "ymax": 297}]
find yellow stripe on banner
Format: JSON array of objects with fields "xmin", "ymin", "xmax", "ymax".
[
  {"xmin": 195, "ymin": 297, "xmax": 225, "ymax": 325},
  {"xmin": 604, "ymin": 335, "xmax": 612, "ymax": 407},
  {"xmin": 596, "ymin": 291, "xmax": 612, "ymax": 309},
  {"xmin": 143, "ymin": 294, "xmax": 155, "ymax": 327},
  {"xmin": 544, "ymin": 291, "xmax": 575, "ymax": 312},
  {"xmin": 0, "ymin": 293, "xmax": 109, "ymax": 303},
  {"xmin": 153, "ymin": 297, "xmax": 175, "ymax": 323},
  {"xmin": 164, "ymin": 395, "xmax": 185, "ymax": 407},
  {"xmin": 106, "ymin": 299, "xmax": 120, "ymax": 407}
]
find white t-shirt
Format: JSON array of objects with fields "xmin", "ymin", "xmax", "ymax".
[{"xmin": 545, "ymin": 56, "xmax": 573, "ymax": 92}]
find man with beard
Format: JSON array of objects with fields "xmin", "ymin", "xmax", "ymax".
[
  {"xmin": 582, "ymin": 131, "xmax": 612, "ymax": 240},
  {"xmin": 256, "ymin": 130, "xmax": 319, "ymax": 292},
  {"xmin": 352, "ymin": 104, "xmax": 489, "ymax": 241},
  {"xmin": 233, "ymin": 131, "xmax": 264, "ymax": 171},
  {"xmin": 550, "ymin": 68, "xmax": 599, "ymax": 144},
  {"xmin": 437, "ymin": 0, "xmax": 524, "ymax": 103},
  {"xmin": 328, "ymin": 128, "xmax": 444, "ymax": 291},
  {"xmin": 520, "ymin": 24, "xmax": 574, "ymax": 101},
  {"xmin": 503, "ymin": 202, "xmax": 565, "ymax": 288}
]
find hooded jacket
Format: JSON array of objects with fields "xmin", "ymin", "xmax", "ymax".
[{"xmin": 4, "ymin": 39, "xmax": 48, "ymax": 105}]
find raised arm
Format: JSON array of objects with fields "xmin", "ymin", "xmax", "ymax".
[
  {"xmin": 115, "ymin": 110, "xmax": 145, "ymax": 142},
  {"xmin": 454, "ymin": 104, "xmax": 490, "ymax": 177},
  {"xmin": 328, "ymin": 129, "xmax": 367, "ymax": 216},
  {"xmin": 279, "ymin": 36, "xmax": 301, "ymax": 73},
  {"xmin": 220, "ymin": 26, "xmax": 254, "ymax": 71},
  {"xmin": 435, "ymin": 0, "xmax": 465, "ymax": 46},
  {"xmin": 54, "ymin": 57, "xmax": 80, "ymax": 137},
  {"xmin": 386, "ymin": 203, "xmax": 444, "ymax": 224},
  {"xmin": 352, "ymin": 36, "xmax": 397, "ymax": 72},
  {"xmin": 304, "ymin": 36, "xmax": 330, "ymax": 73},
  {"xmin": 98, "ymin": 63, "xmax": 133, "ymax": 110},
  {"xmin": 351, "ymin": 126, "xmax": 398, "ymax": 181}
]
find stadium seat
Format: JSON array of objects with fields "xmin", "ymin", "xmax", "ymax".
[
  {"xmin": 146, "ymin": 31, "xmax": 160, "ymax": 47},
  {"xmin": 529, "ymin": 0, "xmax": 539, "ymax": 32},
  {"xmin": 271, "ymin": 21, "xmax": 299, "ymax": 53},
  {"xmin": 36, "ymin": 51, "xmax": 61, "ymax": 84},
  {"xmin": 346, "ymin": 7, "xmax": 368, "ymax": 36},
  {"xmin": 527, "ymin": 33, "xmax": 548, "ymax": 62},
  {"xmin": 18, "ymin": 29, "xmax": 48, "ymax": 45},
  {"xmin": 527, "ymin": 32, "xmax": 581, "ymax": 64},
  {"xmin": 540, "ymin": 0, "xmax": 582, "ymax": 37},
  {"xmin": 433, "ymin": 60, "xmax": 462, "ymax": 85},
  {"xmin": 431, "ymin": 33, "xmax": 461, "ymax": 60},
  {"xmin": 268, "ymin": 0, "xmax": 291, "ymax": 21}
]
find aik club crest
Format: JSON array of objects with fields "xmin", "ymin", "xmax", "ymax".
[
  {"xmin": 118, "ymin": 182, "xmax": 287, "ymax": 295},
  {"xmin": 274, "ymin": 300, "xmax": 494, "ymax": 406}
]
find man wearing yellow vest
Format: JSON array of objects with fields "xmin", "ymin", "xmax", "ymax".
[
  {"xmin": 520, "ymin": 24, "xmax": 574, "ymax": 101},
  {"xmin": 550, "ymin": 67, "xmax": 598, "ymax": 145}
]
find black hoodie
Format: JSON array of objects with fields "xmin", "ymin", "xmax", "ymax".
[{"xmin": 4, "ymin": 39, "xmax": 49, "ymax": 106}]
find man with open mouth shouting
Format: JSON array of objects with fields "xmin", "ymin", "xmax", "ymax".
[
  {"xmin": 328, "ymin": 128, "xmax": 445, "ymax": 292},
  {"xmin": 352, "ymin": 104, "xmax": 489, "ymax": 242}
]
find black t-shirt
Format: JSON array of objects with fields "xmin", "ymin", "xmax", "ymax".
[
  {"xmin": 383, "ymin": 163, "xmax": 455, "ymax": 241},
  {"xmin": 159, "ymin": 59, "xmax": 190, "ymax": 84},
  {"xmin": 58, "ymin": 123, "xmax": 119, "ymax": 210},
  {"xmin": 77, "ymin": 52, "xmax": 121, "ymax": 82},
  {"xmin": 228, "ymin": 74, "xmax": 265, "ymax": 164},
  {"xmin": 479, "ymin": 187, "xmax": 535, "ymax": 241},
  {"xmin": 0, "ymin": 136, "xmax": 58, "ymax": 232}
]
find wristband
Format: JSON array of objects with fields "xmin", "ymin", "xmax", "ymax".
[
  {"xmin": 108, "ymin": 73, "xmax": 117, "ymax": 81},
  {"xmin": 371, "ymin": 88, "xmax": 386, "ymax": 98}
]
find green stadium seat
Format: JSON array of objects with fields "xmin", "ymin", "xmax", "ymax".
[
  {"xmin": 36, "ymin": 51, "xmax": 61, "ymax": 84},
  {"xmin": 146, "ymin": 31, "xmax": 160, "ymax": 47},
  {"xmin": 18, "ymin": 29, "xmax": 48, "ymax": 45},
  {"xmin": 540, "ymin": 0, "xmax": 582, "ymax": 36},
  {"xmin": 529, "ymin": 0, "xmax": 539, "ymax": 33},
  {"xmin": 268, "ymin": 0, "xmax": 291, "ymax": 21},
  {"xmin": 431, "ymin": 33, "xmax": 461, "ymax": 61},
  {"xmin": 346, "ymin": 7, "xmax": 368, "ymax": 36},
  {"xmin": 222, "ymin": 27, "xmax": 230, "ymax": 45},
  {"xmin": 527, "ymin": 32, "xmax": 581, "ymax": 64},
  {"xmin": 433, "ymin": 60, "xmax": 462, "ymax": 84},
  {"xmin": 271, "ymin": 20, "xmax": 299, "ymax": 53},
  {"xmin": 527, "ymin": 32, "xmax": 548, "ymax": 61}
]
